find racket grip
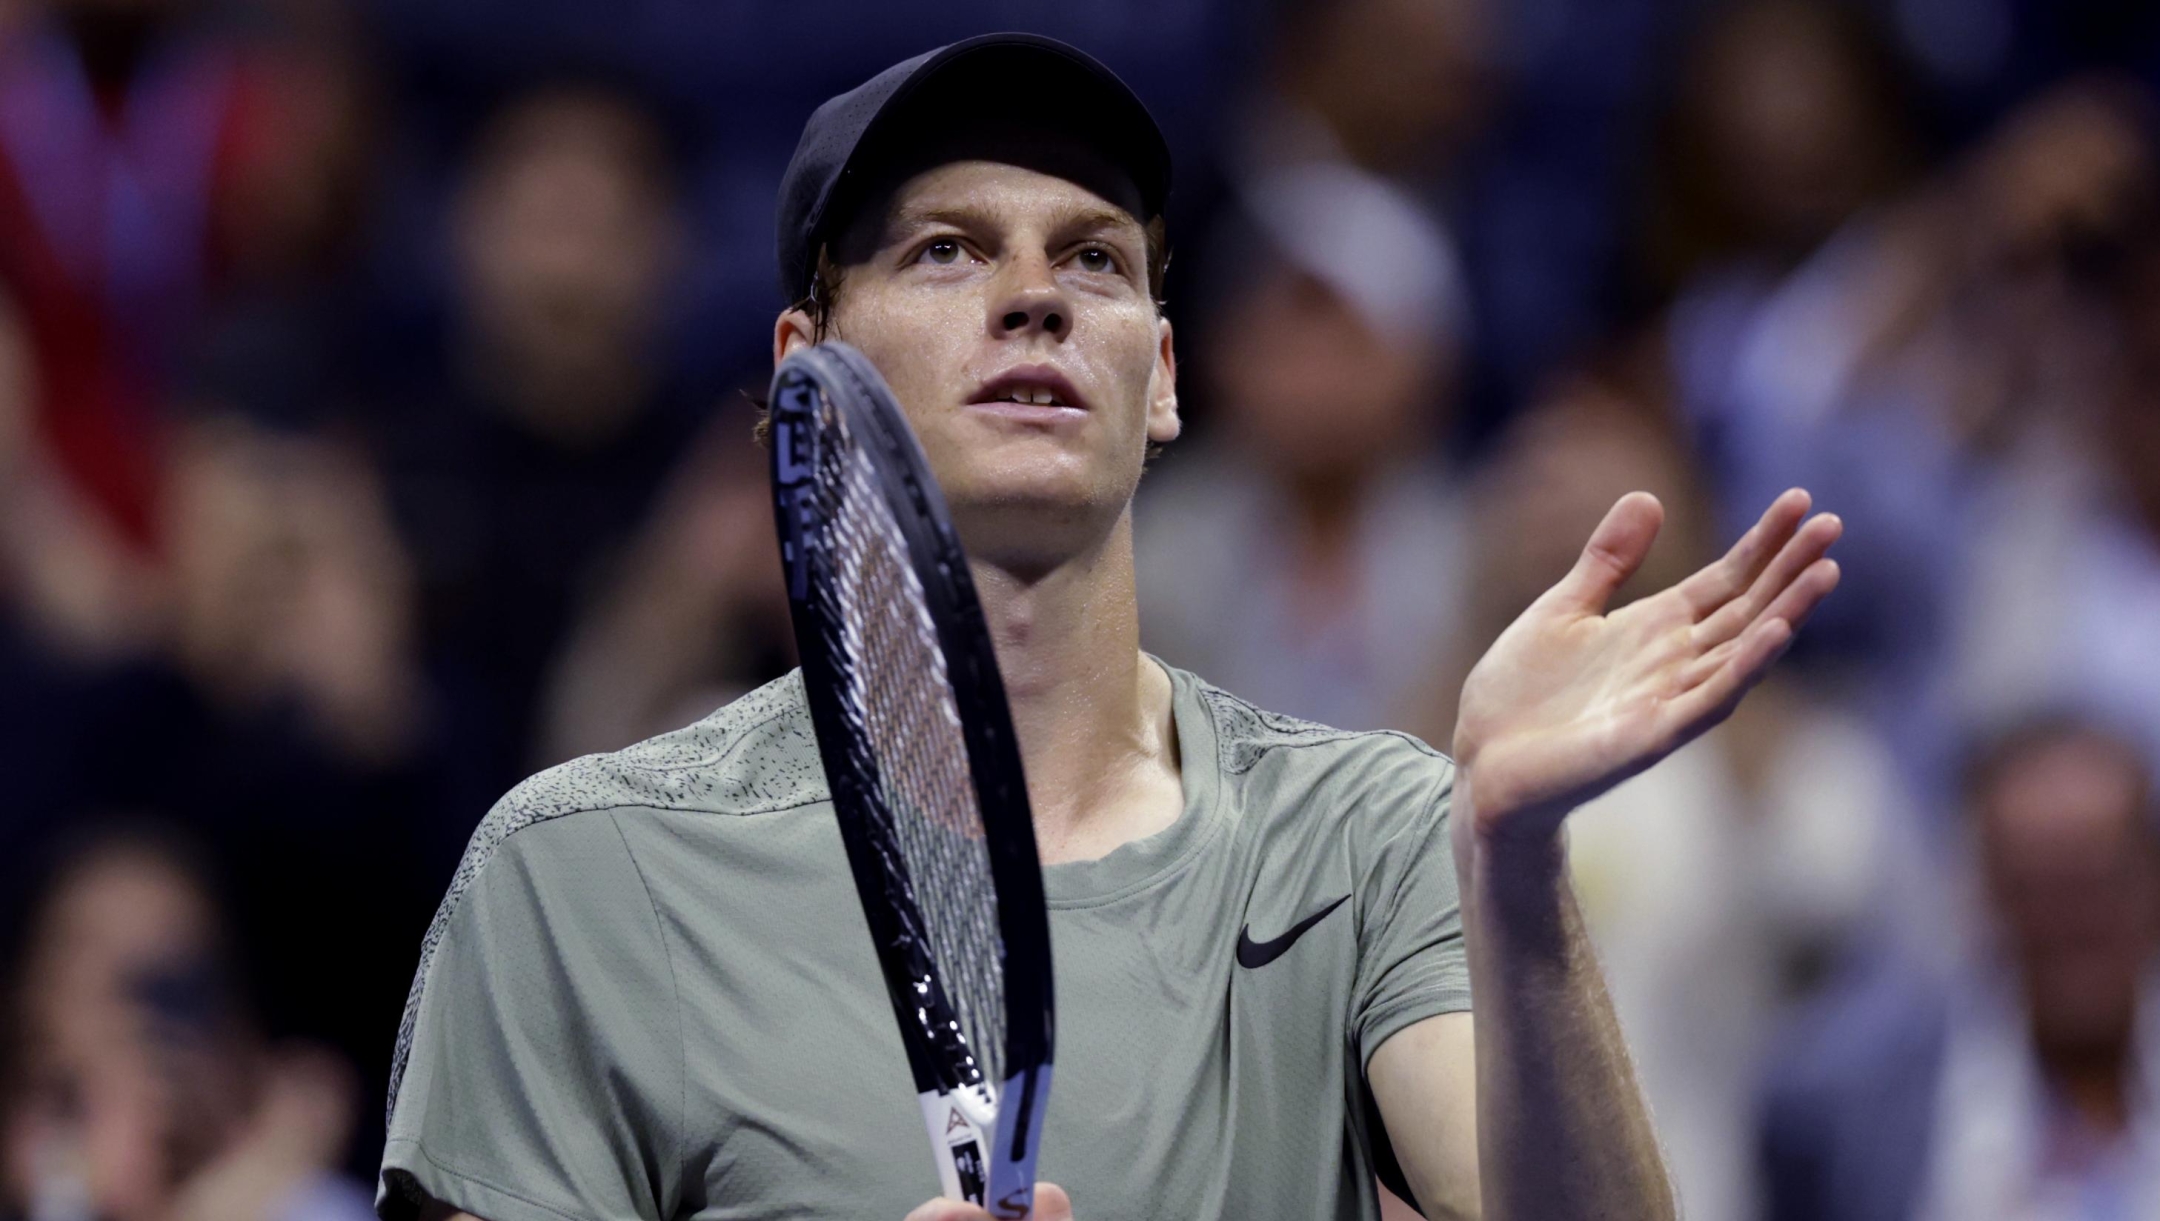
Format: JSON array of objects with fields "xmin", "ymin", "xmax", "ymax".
[
  {"xmin": 919, "ymin": 1088, "xmax": 993, "ymax": 1207},
  {"xmin": 986, "ymin": 1064, "xmax": 1053, "ymax": 1219}
]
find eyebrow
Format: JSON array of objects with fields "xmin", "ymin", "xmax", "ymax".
[
  {"xmin": 1051, "ymin": 207, "xmax": 1145, "ymax": 242},
  {"xmin": 880, "ymin": 204, "xmax": 984, "ymax": 243}
]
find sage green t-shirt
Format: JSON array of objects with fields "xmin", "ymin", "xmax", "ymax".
[{"xmin": 377, "ymin": 663, "xmax": 1469, "ymax": 1221}]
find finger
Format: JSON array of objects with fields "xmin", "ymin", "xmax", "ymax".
[
  {"xmin": 1691, "ymin": 513, "xmax": 1842, "ymax": 649},
  {"xmin": 1550, "ymin": 492, "xmax": 1664, "ymax": 613},
  {"xmin": 904, "ymin": 1200, "xmax": 991, "ymax": 1221},
  {"xmin": 1665, "ymin": 615, "xmax": 1794, "ymax": 734},
  {"xmin": 1676, "ymin": 489, "xmax": 1810, "ymax": 619},
  {"xmin": 1755, "ymin": 556, "xmax": 1842, "ymax": 637},
  {"xmin": 1679, "ymin": 558, "xmax": 1840, "ymax": 691},
  {"xmin": 1034, "ymin": 1183, "xmax": 1074, "ymax": 1220},
  {"xmin": 1677, "ymin": 630, "xmax": 1749, "ymax": 692}
]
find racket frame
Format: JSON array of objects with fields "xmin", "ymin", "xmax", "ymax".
[{"xmin": 769, "ymin": 343, "xmax": 1055, "ymax": 1218}]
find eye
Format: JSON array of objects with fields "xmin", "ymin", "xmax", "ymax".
[
  {"xmin": 917, "ymin": 238, "xmax": 965, "ymax": 266},
  {"xmin": 1073, "ymin": 245, "xmax": 1119, "ymax": 274}
]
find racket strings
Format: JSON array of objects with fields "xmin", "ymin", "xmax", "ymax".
[{"xmin": 820, "ymin": 421, "xmax": 1008, "ymax": 1097}]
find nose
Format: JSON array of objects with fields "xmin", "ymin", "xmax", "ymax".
[{"xmin": 990, "ymin": 254, "xmax": 1071, "ymax": 341}]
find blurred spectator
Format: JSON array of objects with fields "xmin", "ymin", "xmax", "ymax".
[
  {"xmin": 1136, "ymin": 160, "xmax": 1468, "ymax": 731},
  {"xmin": 0, "ymin": 281, "xmax": 178, "ymax": 927},
  {"xmin": 184, "ymin": 4, "xmax": 385, "ymax": 436},
  {"xmin": 1760, "ymin": 715, "xmax": 2160, "ymax": 1221},
  {"xmin": 1234, "ymin": 0, "xmax": 1527, "ymax": 438},
  {"xmin": 1945, "ymin": 217, "xmax": 2160, "ymax": 776},
  {"xmin": 1646, "ymin": 0, "xmax": 1930, "ymax": 685},
  {"xmin": 0, "ymin": 824, "xmax": 375, "ymax": 1221},
  {"xmin": 1641, "ymin": 0, "xmax": 1920, "ymax": 302},
  {"xmin": 1242, "ymin": 0, "xmax": 1495, "ymax": 179},
  {"xmin": 0, "ymin": 0, "xmax": 356, "ymax": 552},
  {"xmin": 3, "ymin": 372, "xmax": 452, "ymax": 1182},
  {"xmin": 369, "ymin": 80, "xmax": 708, "ymax": 788},
  {"xmin": 537, "ymin": 404, "xmax": 791, "ymax": 762},
  {"xmin": 1239, "ymin": 0, "xmax": 1686, "ymax": 443},
  {"xmin": 105, "ymin": 410, "xmax": 447, "ymax": 1181},
  {"xmin": 1643, "ymin": 0, "xmax": 2159, "ymax": 792},
  {"xmin": 161, "ymin": 412, "xmax": 423, "ymax": 768},
  {"xmin": 0, "ymin": 285, "xmax": 161, "ymax": 665}
]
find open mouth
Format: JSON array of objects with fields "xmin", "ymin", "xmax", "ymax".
[
  {"xmin": 988, "ymin": 386, "xmax": 1069, "ymax": 406},
  {"xmin": 969, "ymin": 366, "xmax": 1089, "ymax": 414}
]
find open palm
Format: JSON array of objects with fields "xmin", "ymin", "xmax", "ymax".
[{"xmin": 1454, "ymin": 488, "xmax": 1842, "ymax": 842}]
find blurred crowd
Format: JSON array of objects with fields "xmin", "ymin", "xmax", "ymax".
[{"xmin": 0, "ymin": 0, "xmax": 2156, "ymax": 1218}]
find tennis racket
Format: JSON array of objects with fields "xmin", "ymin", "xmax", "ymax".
[{"xmin": 767, "ymin": 341, "xmax": 1056, "ymax": 1218}]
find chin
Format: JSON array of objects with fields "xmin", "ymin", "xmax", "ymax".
[
  {"xmin": 938, "ymin": 433, "xmax": 1130, "ymax": 508},
  {"xmin": 944, "ymin": 471, "xmax": 1130, "ymax": 574}
]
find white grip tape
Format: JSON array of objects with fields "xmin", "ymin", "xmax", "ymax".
[{"xmin": 920, "ymin": 1086, "xmax": 994, "ymax": 1206}]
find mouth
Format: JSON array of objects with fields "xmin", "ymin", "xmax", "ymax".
[{"xmin": 966, "ymin": 365, "xmax": 1091, "ymax": 416}]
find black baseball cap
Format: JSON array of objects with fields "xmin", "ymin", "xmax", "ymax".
[{"xmin": 775, "ymin": 33, "xmax": 1173, "ymax": 302}]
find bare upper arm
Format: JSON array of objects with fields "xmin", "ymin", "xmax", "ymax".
[{"xmin": 1368, "ymin": 1011, "xmax": 1481, "ymax": 1221}]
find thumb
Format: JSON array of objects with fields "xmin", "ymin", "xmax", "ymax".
[
  {"xmin": 1031, "ymin": 1183, "xmax": 1074, "ymax": 1219},
  {"xmin": 1550, "ymin": 492, "xmax": 1663, "ymax": 613},
  {"xmin": 904, "ymin": 1201, "xmax": 991, "ymax": 1221},
  {"xmin": 901, "ymin": 1184, "xmax": 1072, "ymax": 1221}
]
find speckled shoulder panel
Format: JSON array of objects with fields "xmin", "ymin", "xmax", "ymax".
[
  {"xmin": 537, "ymin": 668, "xmax": 827, "ymax": 816},
  {"xmin": 386, "ymin": 669, "xmax": 822, "ymax": 1119},
  {"xmin": 1193, "ymin": 673, "xmax": 1447, "ymax": 775}
]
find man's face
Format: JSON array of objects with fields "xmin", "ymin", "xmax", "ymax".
[
  {"xmin": 458, "ymin": 97, "xmax": 677, "ymax": 383},
  {"xmin": 777, "ymin": 160, "xmax": 1177, "ymax": 571},
  {"xmin": 1979, "ymin": 735, "xmax": 2160, "ymax": 1057},
  {"xmin": 1204, "ymin": 263, "xmax": 1447, "ymax": 486}
]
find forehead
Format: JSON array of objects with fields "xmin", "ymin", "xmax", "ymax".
[
  {"xmin": 1985, "ymin": 736, "xmax": 2148, "ymax": 842},
  {"xmin": 476, "ymin": 95, "xmax": 667, "ymax": 192},
  {"xmin": 869, "ymin": 159, "xmax": 1146, "ymax": 243}
]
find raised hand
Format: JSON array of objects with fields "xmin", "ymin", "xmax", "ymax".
[{"xmin": 1452, "ymin": 488, "xmax": 1841, "ymax": 843}]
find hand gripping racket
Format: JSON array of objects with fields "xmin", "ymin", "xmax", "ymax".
[{"xmin": 768, "ymin": 341, "xmax": 1055, "ymax": 1218}]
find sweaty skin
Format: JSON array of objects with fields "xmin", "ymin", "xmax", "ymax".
[
  {"xmin": 782, "ymin": 160, "xmax": 1188, "ymax": 869},
  {"xmin": 425, "ymin": 156, "xmax": 1841, "ymax": 1221}
]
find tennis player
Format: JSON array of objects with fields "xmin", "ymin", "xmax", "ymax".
[{"xmin": 378, "ymin": 33, "xmax": 1840, "ymax": 1221}]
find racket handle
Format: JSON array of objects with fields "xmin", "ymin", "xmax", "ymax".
[
  {"xmin": 919, "ymin": 1088, "xmax": 993, "ymax": 1208},
  {"xmin": 918, "ymin": 1069, "xmax": 1052, "ymax": 1218},
  {"xmin": 986, "ymin": 1064, "xmax": 1053, "ymax": 1220}
]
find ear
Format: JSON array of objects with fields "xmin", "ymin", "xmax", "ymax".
[
  {"xmin": 1146, "ymin": 315, "xmax": 1181, "ymax": 445},
  {"xmin": 774, "ymin": 307, "xmax": 818, "ymax": 369}
]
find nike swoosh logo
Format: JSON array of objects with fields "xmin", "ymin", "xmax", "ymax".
[{"xmin": 1237, "ymin": 894, "xmax": 1351, "ymax": 969}]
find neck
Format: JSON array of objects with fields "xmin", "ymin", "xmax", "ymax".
[
  {"xmin": 971, "ymin": 510, "xmax": 1179, "ymax": 863},
  {"xmin": 1280, "ymin": 466, "xmax": 1371, "ymax": 609},
  {"xmin": 464, "ymin": 334, "xmax": 648, "ymax": 448},
  {"xmin": 2039, "ymin": 1039, "xmax": 2135, "ymax": 1136},
  {"xmin": 1284, "ymin": 466, "xmax": 1366, "ymax": 548}
]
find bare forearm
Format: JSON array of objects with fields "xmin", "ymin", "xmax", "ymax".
[{"xmin": 1456, "ymin": 783, "xmax": 1673, "ymax": 1221}]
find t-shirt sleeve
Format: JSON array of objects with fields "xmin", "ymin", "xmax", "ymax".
[
  {"xmin": 377, "ymin": 808, "xmax": 683, "ymax": 1221},
  {"xmin": 1350, "ymin": 747, "xmax": 1470, "ymax": 1070}
]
